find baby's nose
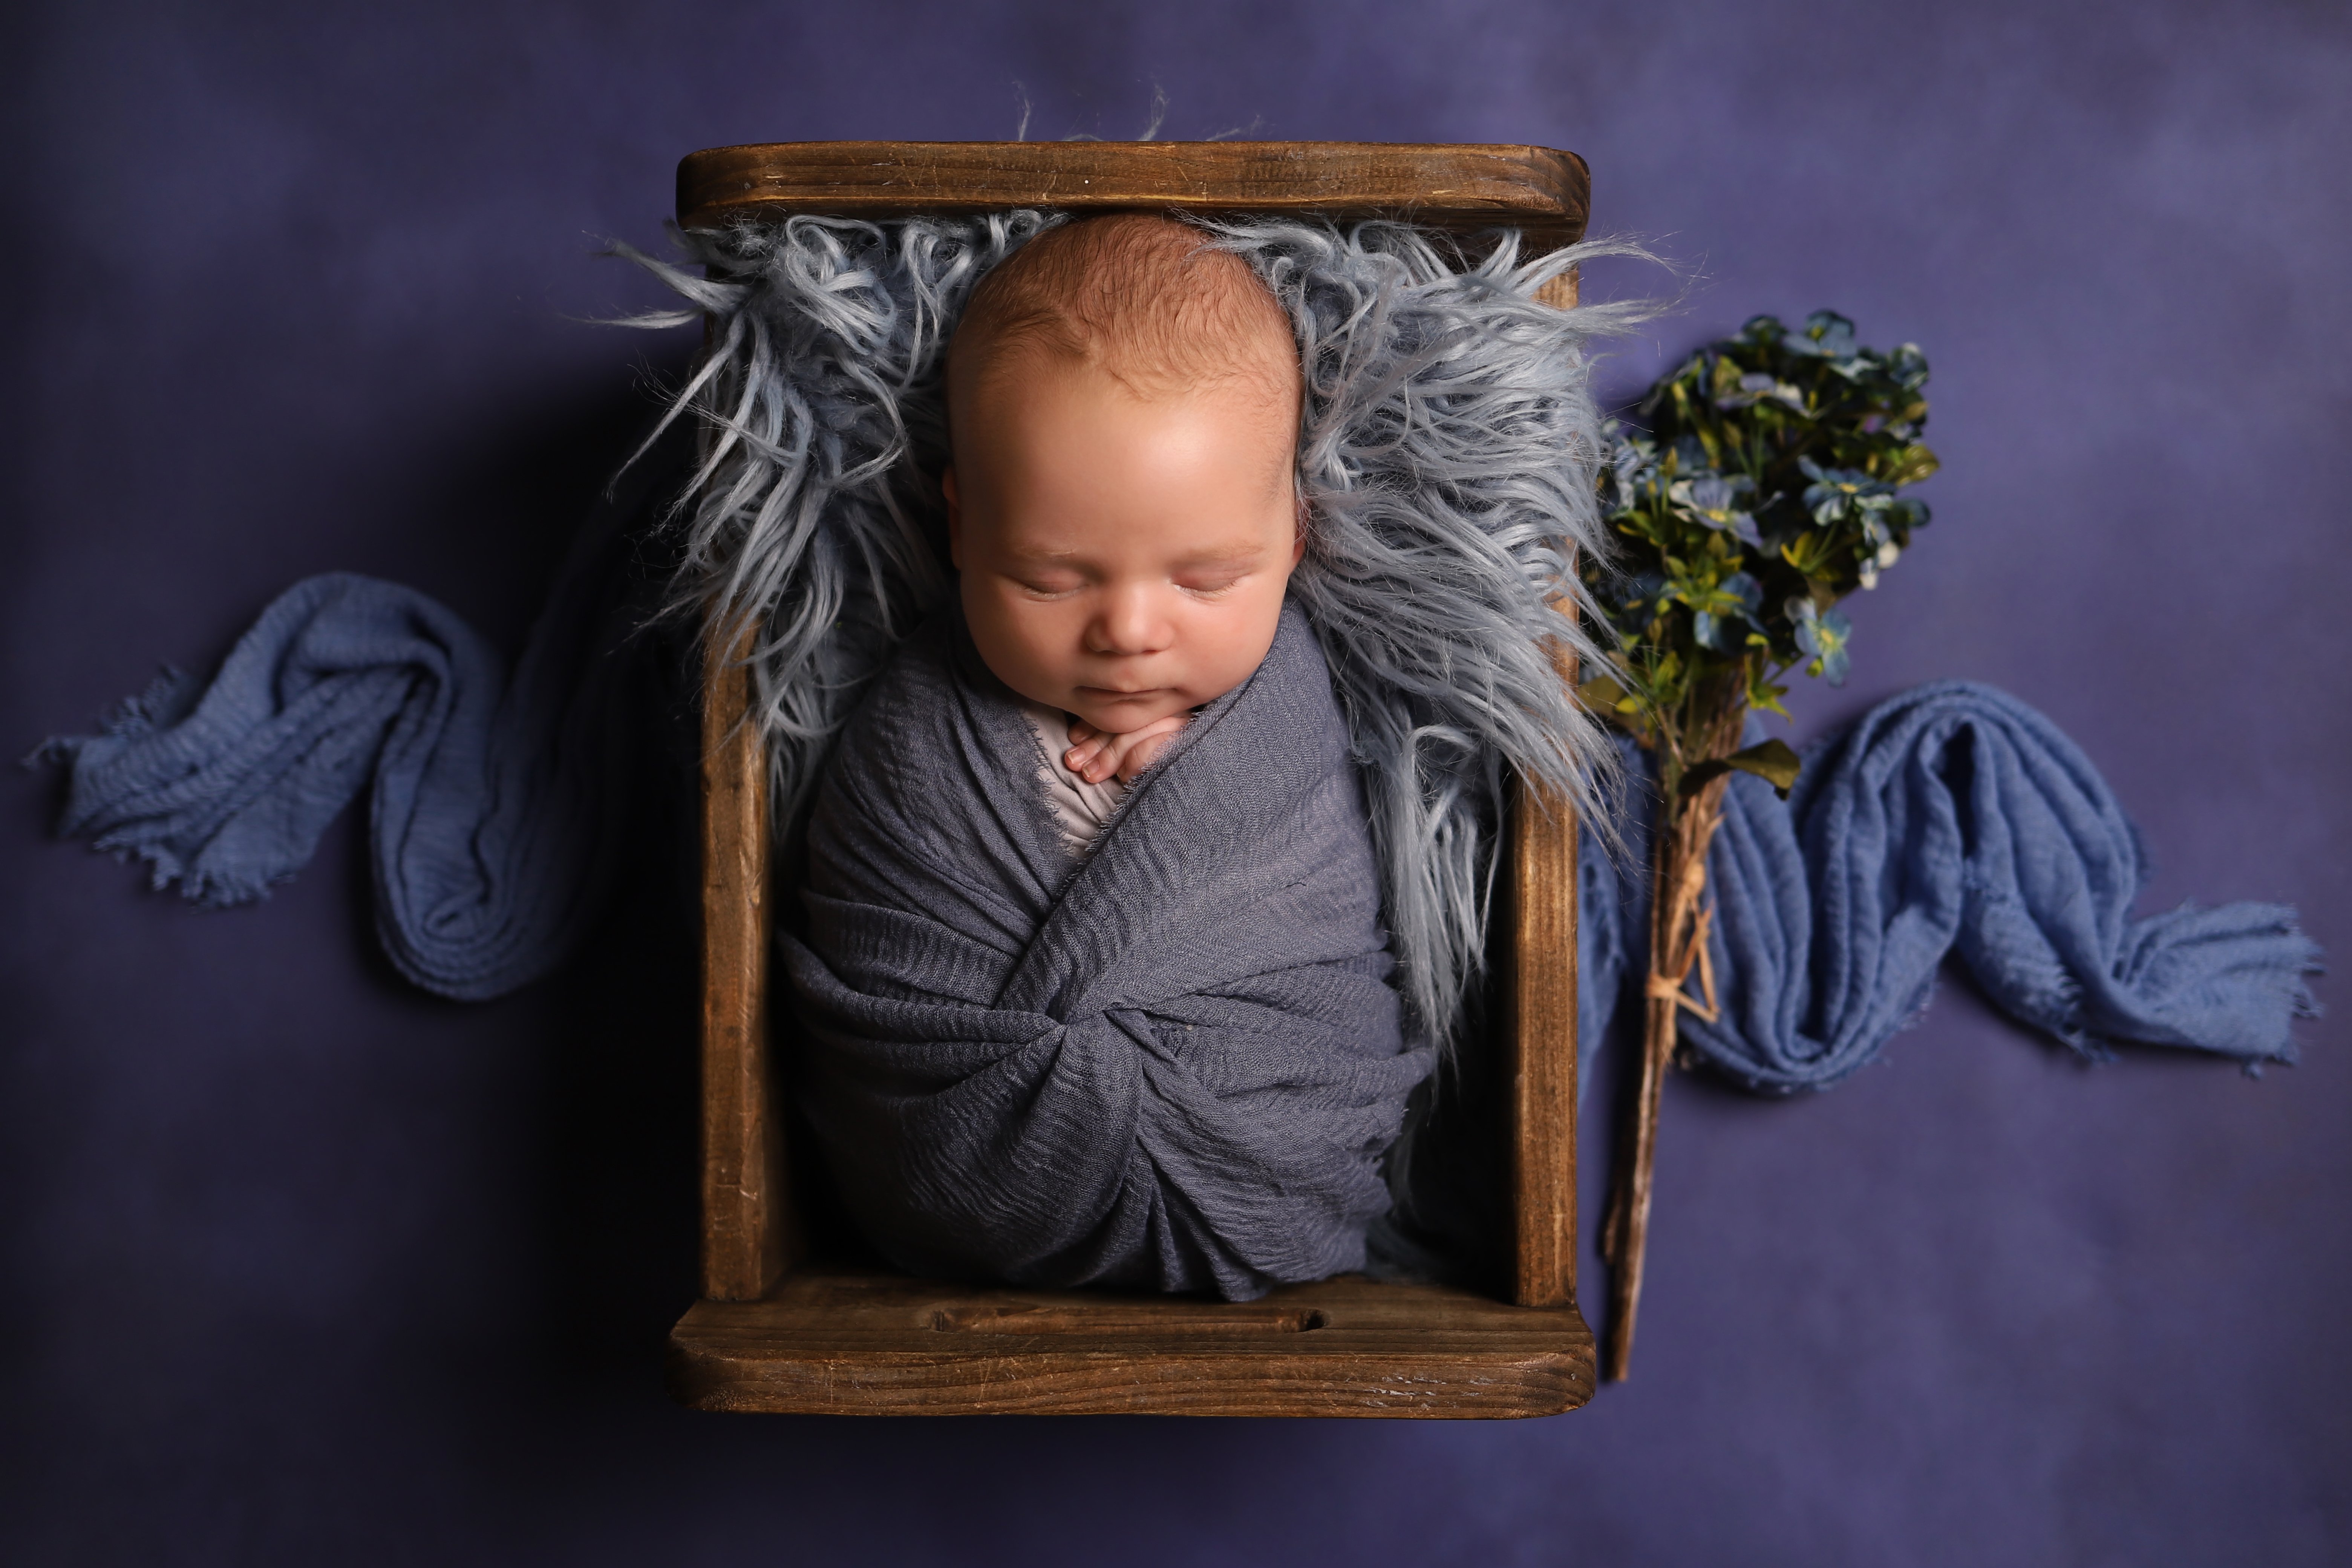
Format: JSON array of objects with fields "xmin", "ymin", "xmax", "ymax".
[{"xmin": 1087, "ymin": 587, "xmax": 1176, "ymax": 656}]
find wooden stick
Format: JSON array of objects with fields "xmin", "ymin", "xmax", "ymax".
[
  {"xmin": 1602, "ymin": 701, "xmax": 1743, "ymax": 1379},
  {"xmin": 1601, "ymin": 819, "xmax": 1666, "ymax": 1378}
]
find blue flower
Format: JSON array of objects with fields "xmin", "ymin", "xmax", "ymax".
[
  {"xmin": 1672, "ymin": 472, "xmax": 1765, "ymax": 547},
  {"xmin": 1798, "ymin": 457, "xmax": 1891, "ymax": 526},
  {"xmin": 1620, "ymin": 570, "xmax": 1669, "ymax": 630},
  {"xmin": 1713, "ymin": 372, "xmax": 1808, "ymax": 415},
  {"xmin": 1688, "ymin": 570, "xmax": 1764, "ymax": 651},
  {"xmin": 1850, "ymin": 490, "xmax": 1928, "ymax": 552},
  {"xmin": 1782, "ymin": 310, "xmax": 1858, "ymax": 361},
  {"xmin": 1605, "ymin": 436, "xmax": 1658, "ymax": 514},
  {"xmin": 1788, "ymin": 597, "xmax": 1853, "ymax": 685}
]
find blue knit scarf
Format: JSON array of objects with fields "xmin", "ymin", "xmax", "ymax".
[{"xmin": 1576, "ymin": 696, "xmax": 2317, "ymax": 1097}]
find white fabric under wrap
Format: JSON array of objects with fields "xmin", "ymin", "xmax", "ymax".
[{"xmin": 1015, "ymin": 699, "xmax": 1128, "ymax": 858}]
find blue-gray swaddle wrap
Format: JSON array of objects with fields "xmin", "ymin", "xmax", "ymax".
[
  {"xmin": 1577, "ymin": 682, "xmax": 2320, "ymax": 1094},
  {"xmin": 783, "ymin": 601, "xmax": 1435, "ymax": 1301}
]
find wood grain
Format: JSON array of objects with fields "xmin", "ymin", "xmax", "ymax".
[
  {"xmin": 669, "ymin": 1265, "xmax": 1594, "ymax": 1418},
  {"xmin": 1506, "ymin": 269, "xmax": 1583, "ymax": 1312},
  {"xmin": 1507, "ymin": 770, "xmax": 1581, "ymax": 1311},
  {"xmin": 678, "ymin": 141, "xmax": 1589, "ymax": 250},
  {"xmin": 700, "ymin": 627, "xmax": 792, "ymax": 1302}
]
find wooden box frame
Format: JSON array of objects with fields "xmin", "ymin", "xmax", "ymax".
[{"xmin": 665, "ymin": 142, "xmax": 1594, "ymax": 1417}]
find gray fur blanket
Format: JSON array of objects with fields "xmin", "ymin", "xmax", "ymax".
[{"xmin": 783, "ymin": 600, "xmax": 1434, "ymax": 1300}]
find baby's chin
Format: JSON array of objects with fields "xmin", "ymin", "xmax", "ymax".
[{"xmin": 1059, "ymin": 687, "xmax": 1202, "ymax": 734}]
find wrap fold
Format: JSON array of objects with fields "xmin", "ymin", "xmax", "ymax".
[{"xmin": 785, "ymin": 602, "xmax": 1434, "ymax": 1300}]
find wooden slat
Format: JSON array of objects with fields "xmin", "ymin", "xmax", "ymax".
[
  {"xmin": 669, "ymin": 1266, "xmax": 1593, "ymax": 1418},
  {"xmin": 678, "ymin": 141, "xmax": 1589, "ymax": 250},
  {"xmin": 1508, "ymin": 771, "xmax": 1580, "ymax": 1310},
  {"xmin": 1507, "ymin": 270, "xmax": 1583, "ymax": 1311},
  {"xmin": 700, "ymin": 628, "xmax": 791, "ymax": 1301}
]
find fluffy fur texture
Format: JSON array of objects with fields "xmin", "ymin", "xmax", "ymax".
[{"xmin": 618, "ymin": 213, "xmax": 1647, "ymax": 1044}]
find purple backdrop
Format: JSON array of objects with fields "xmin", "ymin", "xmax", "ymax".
[{"xmin": 5, "ymin": 2, "xmax": 2347, "ymax": 1562}]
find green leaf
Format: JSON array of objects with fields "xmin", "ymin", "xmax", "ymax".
[
  {"xmin": 1882, "ymin": 443, "xmax": 1940, "ymax": 487},
  {"xmin": 1723, "ymin": 738, "xmax": 1802, "ymax": 795},
  {"xmin": 1779, "ymin": 530, "xmax": 1837, "ymax": 576},
  {"xmin": 1678, "ymin": 738, "xmax": 1804, "ymax": 801}
]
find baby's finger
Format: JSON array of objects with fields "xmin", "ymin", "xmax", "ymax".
[
  {"xmin": 1115, "ymin": 730, "xmax": 1177, "ymax": 783},
  {"xmin": 1087, "ymin": 735, "xmax": 1142, "ymax": 783}
]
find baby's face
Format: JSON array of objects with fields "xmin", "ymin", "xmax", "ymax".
[{"xmin": 946, "ymin": 357, "xmax": 1301, "ymax": 736}]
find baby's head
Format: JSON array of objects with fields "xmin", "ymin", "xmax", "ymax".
[{"xmin": 944, "ymin": 214, "xmax": 1303, "ymax": 736}]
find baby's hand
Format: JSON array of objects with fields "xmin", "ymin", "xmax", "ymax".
[{"xmin": 1063, "ymin": 714, "xmax": 1189, "ymax": 785}]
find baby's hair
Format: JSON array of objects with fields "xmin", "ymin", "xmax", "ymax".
[{"xmin": 946, "ymin": 213, "xmax": 1301, "ymax": 411}]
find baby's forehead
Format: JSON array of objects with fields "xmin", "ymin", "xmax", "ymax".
[
  {"xmin": 974, "ymin": 346, "xmax": 1296, "ymax": 413},
  {"xmin": 948, "ymin": 214, "xmax": 1300, "ymax": 409},
  {"xmin": 951, "ymin": 358, "xmax": 1300, "ymax": 485}
]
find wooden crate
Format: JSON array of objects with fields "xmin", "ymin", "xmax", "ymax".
[{"xmin": 670, "ymin": 141, "xmax": 1593, "ymax": 1418}]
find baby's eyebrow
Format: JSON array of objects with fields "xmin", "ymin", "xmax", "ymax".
[
  {"xmin": 1000, "ymin": 542, "xmax": 1271, "ymax": 567},
  {"xmin": 1171, "ymin": 543, "xmax": 1272, "ymax": 567}
]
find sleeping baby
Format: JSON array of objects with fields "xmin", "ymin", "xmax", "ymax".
[
  {"xmin": 943, "ymin": 213, "xmax": 1303, "ymax": 851},
  {"xmin": 782, "ymin": 215, "xmax": 1434, "ymax": 1300}
]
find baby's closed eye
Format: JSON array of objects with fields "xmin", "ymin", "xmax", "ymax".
[
  {"xmin": 1174, "ymin": 555, "xmax": 1271, "ymax": 596},
  {"xmin": 1010, "ymin": 569, "xmax": 1086, "ymax": 598}
]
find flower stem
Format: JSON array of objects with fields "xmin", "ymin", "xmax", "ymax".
[{"xmin": 1602, "ymin": 680, "xmax": 1746, "ymax": 1380}]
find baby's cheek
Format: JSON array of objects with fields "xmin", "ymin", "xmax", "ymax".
[
  {"xmin": 1198, "ymin": 595, "xmax": 1287, "ymax": 694},
  {"xmin": 977, "ymin": 590, "xmax": 1081, "ymax": 689}
]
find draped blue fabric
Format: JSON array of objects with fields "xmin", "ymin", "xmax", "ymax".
[
  {"xmin": 1576, "ymin": 685, "xmax": 2320, "ymax": 1096},
  {"xmin": 37, "ymin": 489, "xmax": 663, "ymax": 1001}
]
